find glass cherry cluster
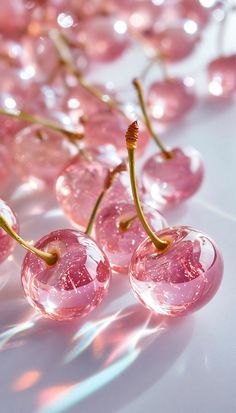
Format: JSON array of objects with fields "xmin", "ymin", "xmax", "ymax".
[
  {"xmin": 0, "ymin": 119, "xmax": 223, "ymax": 321},
  {"xmin": 0, "ymin": 0, "xmax": 228, "ymax": 322}
]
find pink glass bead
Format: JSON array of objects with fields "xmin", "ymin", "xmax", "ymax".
[
  {"xmin": 21, "ymin": 229, "xmax": 111, "ymax": 320},
  {"xmin": 56, "ymin": 147, "xmax": 121, "ymax": 229},
  {"xmin": 141, "ymin": 146, "xmax": 204, "ymax": 208},
  {"xmin": 13, "ymin": 125, "xmax": 73, "ymax": 187},
  {"xmin": 76, "ymin": 17, "xmax": 130, "ymax": 63},
  {"xmin": 84, "ymin": 111, "xmax": 150, "ymax": 157},
  {"xmin": 129, "ymin": 226, "xmax": 223, "ymax": 316},
  {"xmin": 148, "ymin": 77, "xmax": 196, "ymax": 124},
  {"xmin": 95, "ymin": 201, "xmax": 167, "ymax": 273},
  {"xmin": 207, "ymin": 55, "xmax": 236, "ymax": 98},
  {"xmin": 0, "ymin": 145, "xmax": 12, "ymax": 190},
  {"xmin": 144, "ymin": 21, "xmax": 200, "ymax": 62},
  {"xmin": 0, "ymin": 199, "xmax": 19, "ymax": 264},
  {"xmin": 0, "ymin": 0, "xmax": 30, "ymax": 38},
  {"xmin": 20, "ymin": 36, "xmax": 60, "ymax": 84}
]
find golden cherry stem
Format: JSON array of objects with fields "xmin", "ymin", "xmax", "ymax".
[
  {"xmin": 126, "ymin": 121, "xmax": 169, "ymax": 251},
  {"xmin": 0, "ymin": 215, "xmax": 57, "ymax": 266},
  {"xmin": 132, "ymin": 78, "xmax": 171, "ymax": 159},
  {"xmin": 85, "ymin": 162, "xmax": 127, "ymax": 236},
  {"xmin": 0, "ymin": 108, "xmax": 83, "ymax": 142},
  {"xmin": 119, "ymin": 215, "xmax": 137, "ymax": 231}
]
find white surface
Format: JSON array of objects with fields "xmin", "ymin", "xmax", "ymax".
[{"xmin": 0, "ymin": 18, "xmax": 236, "ymax": 413}]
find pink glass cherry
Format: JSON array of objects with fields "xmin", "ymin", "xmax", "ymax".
[
  {"xmin": 172, "ymin": 0, "xmax": 215, "ymax": 28},
  {"xmin": 0, "ymin": 0, "xmax": 30, "ymax": 38},
  {"xmin": 63, "ymin": 83, "xmax": 115, "ymax": 121},
  {"xmin": 0, "ymin": 166, "xmax": 120, "ymax": 320},
  {"xmin": 126, "ymin": 121, "xmax": 223, "ymax": 317},
  {"xmin": 0, "ymin": 199, "xmax": 18, "ymax": 263},
  {"xmin": 106, "ymin": 0, "xmax": 163, "ymax": 33},
  {"xmin": 132, "ymin": 78, "xmax": 203, "ymax": 208},
  {"xmin": 130, "ymin": 226, "xmax": 223, "ymax": 316},
  {"xmin": 143, "ymin": 20, "xmax": 200, "ymax": 62},
  {"xmin": 83, "ymin": 110, "xmax": 150, "ymax": 157},
  {"xmin": 147, "ymin": 77, "xmax": 196, "ymax": 124},
  {"xmin": 95, "ymin": 201, "xmax": 167, "ymax": 273},
  {"xmin": 142, "ymin": 146, "xmax": 204, "ymax": 208},
  {"xmin": 56, "ymin": 147, "xmax": 123, "ymax": 229},
  {"xmin": 13, "ymin": 125, "xmax": 74, "ymax": 187},
  {"xmin": 207, "ymin": 54, "xmax": 236, "ymax": 98},
  {"xmin": 75, "ymin": 16, "xmax": 130, "ymax": 63},
  {"xmin": 22, "ymin": 229, "xmax": 111, "ymax": 320}
]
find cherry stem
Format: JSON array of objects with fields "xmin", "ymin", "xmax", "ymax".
[
  {"xmin": 133, "ymin": 78, "xmax": 171, "ymax": 159},
  {"xmin": 85, "ymin": 162, "xmax": 127, "ymax": 236},
  {"xmin": 0, "ymin": 108, "xmax": 83, "ymax": 142},
  {"xmin": 126, "ymin": 121, "xmax": 169, "ymax": 251},
  {"xmin": 0, "ymin": 215, "xmax": 57, "ymax": 266},
  {"xmin": 140, "ymin": 55, "xmax": 169, "ymax": 82},
  {"xmin": 119, "ymin": 214, "xmax": 137, "ymax": 231},
  {"xmin": 50, "ymin": 30, "xmax": 123, "ymax": 115}
]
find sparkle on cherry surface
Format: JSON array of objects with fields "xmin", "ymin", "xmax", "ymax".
[
  {"xmin": 129, "ymin": 226, "xmax": 223, "ymax": 316},
  {"xmin": 21, "ymin": 229, "xmax": 111, "ymax": 321}
]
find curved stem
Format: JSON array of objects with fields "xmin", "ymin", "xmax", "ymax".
[
  {"xmin": 85, "ymin": 191, "xmax": 105, "ymax": 236},
  {"xmin": 119, "ymin": 214, "xmax": 137, "ymax": 231},
  {"xmin": 133, "ymin": 78, "xmax": 171, "ymax": 159},
  {"xmin": 0, "ymin": 108, "xmax": 83, "ymax": 141},
  {"xmin": 0, "ymin": 215, "xmax": 57, "ymax": 266},
  {"xmin": 85, "ymin": 162, "xmax": 126, "ymax": 236},
  {"xmin": 126, "ymin": 121, "xmax": 169, "ymax": 251},
  {"xmin": 50, "ymin": 29, "xmax": 123, "ymax": 115}
]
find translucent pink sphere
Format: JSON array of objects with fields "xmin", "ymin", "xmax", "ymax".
[
  {"xmin": 207, "ymin": 55, "xmax": 236, "ymax": 98},
  {"xmin": 0, "ymin": 0, "xmax": 30, "ymax": 38},
  {"xmin": 172, "ymin": 0, "xmax": 214, "ymax": 28},
  {"xmin": 129, "ymin": 226, "xmax": 223, "ymax": 316},
  {"xmin": 141, "ymin": 146, "xmax": 204, "ymax": 208},
  {"xmin": 63, "ymin": 84, "xmax": 112, "ymax": 120},
  {"xmin": 95, "ymin": 202, "xmax": 167, "ymax": 273},
  {"xmin": 21, "ymin": 229, "xmax": 111, "ymax": 320},
  {"xmin": 0, "ymin": 199, "xmax": 19, "ymax": 263},
  {"xmin": 106, "ymin": 0, "xmax": 163, "ymax": 33},
  {"xmin": 148, "ymin": 78, "xmax": 196, "ymax": 124},
  {"xmin": 13, "ymin": 125, "xmax": 73, "ymax": 187},
  {"xmin": 20, "ymin": 36, "xmax": 60, "ymax": 83},
  {"xmin": 56, "ymin": 146, "xmax": 121, "ymax": 229},
  {"xmin": 144, "ymin": 21, "xmax": 200, "ymax": 62},
  {"xmin": 76, "ymin": 17, "xmax": 130, "ymax": 63},
  {"xmin": 0, "ymin": 145, "xmax": 12, "ymax": 190},
  {"xmin": 84, "ymin": 111, "xmax": 150, "ymax": 157}
]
